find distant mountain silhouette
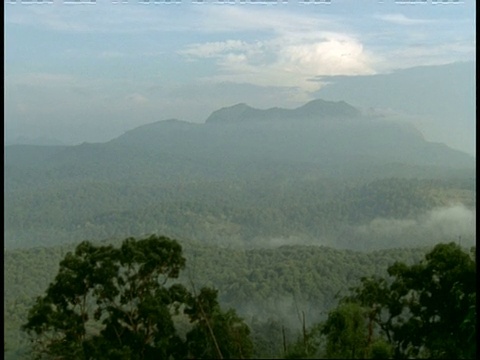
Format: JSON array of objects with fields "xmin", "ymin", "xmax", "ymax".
[
  {"xmin": 109, "ymin": 99, "xmax": 473, "ymax": 169},
  {"xmin": 205, "ymin": 99, "xmax": 361, "ymax": 124},
  {"xmin": 5, "ymin": 99, "xmax": 475, "ymax": 189}
]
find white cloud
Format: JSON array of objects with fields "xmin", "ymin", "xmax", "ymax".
[
  {"xmin": 375, "ymin": 13, "xmax": 434, "ymax": 25},
  {"xmin": 180, "ymin": 40, "xmax": 253, "ymax": 58},
  {"xmin": 379, "ymin": 41, "xmax": 475, "ymax": 70},
  {"xmin": 5, "ymin": 2, "xmax": 475, "ymax": 141},
  {"xmin": 173, "ymin": 7, "xmax": 379, "ymax": 101},
  {"xmin": 180, "ymin": 32, "xmax": 377, "ymax": 101},
  {"xmin": 5, "ymin": 3, "xmax": 336, "ymax": 36},
  {"xmin": 192, "ymin": 5, "xmax": 335, "ymax": 34},
  {"xmin": 279, "ymin": 34, "xmax": 376, "ymax": 76}
]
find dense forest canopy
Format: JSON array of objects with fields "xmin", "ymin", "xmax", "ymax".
[
  {"xmin": 5, "ymin": 100, "xmax": 475, "ymax": 251},
  {"xmin": 4, "ymin": 175, "xmax": 475, "ymax": 251},
  {"xmin": 8, "ymin": 237, "xmax": 476, "ymax": 359},
  {"xmin": 4, "ymin": 99, "xmax": 476, "ymax": 358}
]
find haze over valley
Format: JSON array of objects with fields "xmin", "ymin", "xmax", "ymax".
[{"xmin": 4, "ymin": 2, "xmax": 475, "ymax": 358}]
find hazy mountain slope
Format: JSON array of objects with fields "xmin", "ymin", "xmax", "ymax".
[
  {"xmin": 314, "ymin": 61, "xmax": 476, "ymax": 155},
  {"xmin": 4, "ymin": 99, "xmax": 475, "ymax": 250},
  {"xmin": 5, "ymin": 99, "xmax": 474, "ymax": 184},
  {"xmin": 4, "ymin": 144, "xmax": 68, "ymax": 168},
  {"xmin": 110, "ymin": 99, "xmax": 474, "ymax": 169}
]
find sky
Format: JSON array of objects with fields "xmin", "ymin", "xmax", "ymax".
[{"xmin": 4, "ymin": 0, "xmax": 476, "ymax": 150}]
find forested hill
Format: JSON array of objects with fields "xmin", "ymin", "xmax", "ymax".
[{"xmin": 4, "ymin": 99, "xmax": 476, "ymax": 250}]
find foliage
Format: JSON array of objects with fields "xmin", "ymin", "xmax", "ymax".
[
  {"xmin": 283, "ymin": 322, "xmax": 323, "ymax": 359},
  {"xmin": 5, "ymin": 175, "xmax": 475, "ymax": 250},
  {"xmin": 253, "ymin": 241, "xmax": 475, "ymax": 360},
  {"xmin": 7, "ymin": 239, "xmax": 475, "ymax": 359},
  {"xmin": 5, "ymin": 241, "xmax": 430, "ymax": 358},
  {"xmin": 21, "ymin": 235, "xmax": 253, "ymax": 360},
  {"xmin": 321, "ymin": 302, "xmax": 368, "ymax": 359},
  {"xmin": 340, "ymin": 242, "xmax": 476, "ymax": 359},
  {"xmin": 184, "ymin": 287, "xmax": 253, "ymax": 359}
]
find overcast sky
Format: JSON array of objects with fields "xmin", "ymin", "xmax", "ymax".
[{"xmin": 4, "ymin": 0, "xmax": 476, "ymax": 147}]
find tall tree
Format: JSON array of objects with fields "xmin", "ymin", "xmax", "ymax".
[
  {"xmin": 321, "ymin": 302, "xmax": 368, "ymax": 359},
  {"xmin": 22, "ymin": 235, "xmax": 253, "ymax": 359},
  {"xmin": 184, "ymin": 287, "xmax": 253, "ymax": 359},
  {"xmin": 344, "ymin": 242, "xmax": 476, "ymax": 359}
]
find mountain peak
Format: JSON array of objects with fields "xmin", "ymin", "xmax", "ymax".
[
  {"xmin": 205, "ymin": 103, "xmax": 256, "ymax": 124},
  {"xmin": 205, "ymin": 99, "xmax": 361, "ymax": 124},
  {"xmin": 295, "ymin": 99, "xmax": 361, "ymax": 118}
]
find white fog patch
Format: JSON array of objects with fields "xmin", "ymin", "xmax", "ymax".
[
  {"xmin": 422, "ymin": 204, "xmax": 476, "ymax": 238},
  {"xmin": 234, "ymin": 295, "xmax": 326, "ymax": 332},
  {"xmin": 356, "ymin": 218, "xmax": 417, "ymax": 237},
  {"xmin": 349, "ymin": 204, "xmax": 476, "ymax": 250}
]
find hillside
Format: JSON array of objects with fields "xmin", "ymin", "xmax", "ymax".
[
  {"xmin": 4, "ymin": 99, "xmax": 476, "ymax": 250},
  {"xmin": 4, "ymin": 240, "xmax": 434, "ymax": 359}
]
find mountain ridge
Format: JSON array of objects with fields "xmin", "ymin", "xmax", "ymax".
[
  {"xmin": 4, "ymin": 98, "xmax": 475, "ymax": 186},
  {"xmin": 205, "ymin": 98, "xmax": 361, "ymax": 124}
]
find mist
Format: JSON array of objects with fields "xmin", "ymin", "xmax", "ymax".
[
  {"xmin": 235, "ymin": 204, "xmax": 476, "ymax": 253},
  {"xmin": 345, "ymin": 204, "xmax": 476, "ymax": 251},
  {"xmin": 314, "ymin": 62, "xmax": 476, "ymax": 156}
]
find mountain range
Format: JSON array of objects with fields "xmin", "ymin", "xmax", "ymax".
[{"xmin": 5, "ymin": 98, "xmax": 474, "ymax": 188}]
